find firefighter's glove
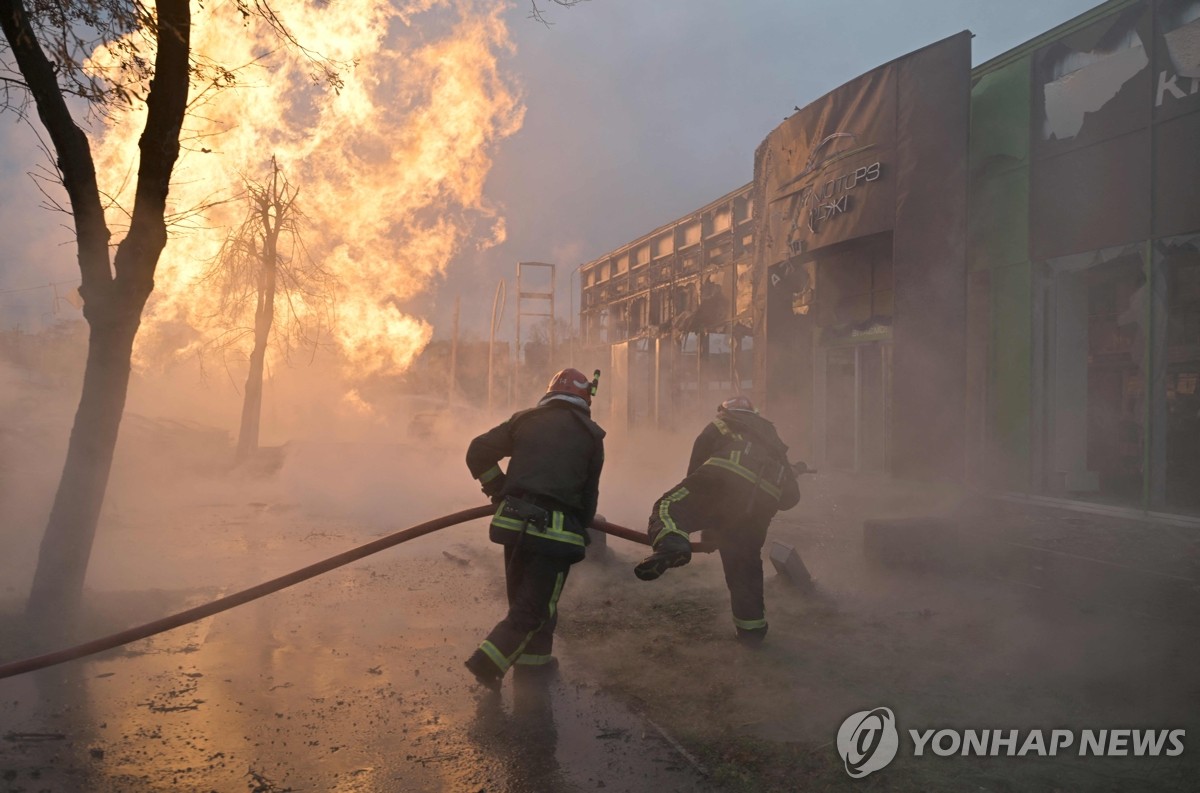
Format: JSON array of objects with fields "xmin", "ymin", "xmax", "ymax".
[{"xmin": 480, "ymin": 472, "xmax": 507, "ymax": 502}]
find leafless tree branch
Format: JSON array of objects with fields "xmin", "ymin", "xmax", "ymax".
[
  {"xmin": 528, "ymin": 0, "xmax": 588, "ymax": 27},
  {"xmin": 199, "ymin": 158, "xmax": 337, "ymax": 360}
]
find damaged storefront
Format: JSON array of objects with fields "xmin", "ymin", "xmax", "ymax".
[
  {"xmin": 969, "ymin": 0, "xmax": 1200, "ymax": 514},
  {"xmin": 579, "ymin": 31, "xmax": 973, "ymax": 479},
  {"xmin": 577, "ymin": 0, "xmax": 1199, "ymax": 517},
  {"xmin": 754, "ymin": 32, "xmax": 971, "ymax": 480}
]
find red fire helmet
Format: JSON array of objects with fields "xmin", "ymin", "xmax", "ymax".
[{"xmin": 546, "ymin": 368, "xmax": 593, "ymax": 405}]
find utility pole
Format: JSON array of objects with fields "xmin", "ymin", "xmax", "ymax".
[
  {"xmin": 489, "ymin": 279, "xmax": 506, "ymax": 412},
  {"xmin": 569, "ymin": 261, "xmax": 586, "ymax": 365},
  {"xmin": 516, "ymin": 261, "xmax": 556, "ymax": 392},
  {"xmin": 449, "ymin": 295, "xmax": 460, "ymax": 406}
]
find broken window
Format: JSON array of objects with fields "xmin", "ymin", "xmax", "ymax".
[
  {"xmin": 1044, "ymin": 244, "xmax": 1147, "ymax": 504},
  {"xmin": 1156, "ymin": 0, "xmax": 1200, "ymax": 120},
  {"xmin": 1033, "ymin": 4, "xmax": 1151, "ymax": 151},
  {"xmin": 627, "ymin": 297, "xmax": 648, "ymax": 337}
]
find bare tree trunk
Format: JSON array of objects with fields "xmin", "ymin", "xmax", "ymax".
[
  {"xmin": 236, "ymin": 272, "xmax": 276, "ymax": 460},
  {"xmin": 9, "ymin": 0, "xmax": 193, "ymax": 637},
  {"xmin": 236, "ymin": 174, "xmax": 281, "ymax": 461},
  {"xmin": 26, "ymin": 299, "xmax": 140, "ymax": 625}
]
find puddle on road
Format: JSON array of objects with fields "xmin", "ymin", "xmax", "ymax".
[
  {"xmin": 0, "ymin": 548, "xmax": 710, "ymax": 793},
  {"xmin": 451, "ymin": 672, "xmax": 706, "ymax": 793}
]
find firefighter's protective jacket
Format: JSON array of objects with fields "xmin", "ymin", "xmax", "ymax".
[
  {"xmin": 467, "ymin": 397, "xmax": 605, "ymax": 558},
  {"xmin": 687, "ymin": 410, "xmax": 801, "ymax": 511}
]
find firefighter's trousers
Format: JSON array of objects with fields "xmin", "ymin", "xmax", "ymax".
[
  {"xmin": 648, "ymin": 464, "xmax": 775, "ymax": 637},
  {"xmin": 473, "ymin": 546, "xmax": 571, "ymax": 676}
]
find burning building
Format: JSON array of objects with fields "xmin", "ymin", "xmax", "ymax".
[{"xmin": 578, "ymin": 0, "xmax": 1200, "ymax": 519}]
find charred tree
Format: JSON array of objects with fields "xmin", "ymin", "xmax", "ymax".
[
  {"xmin": 238, "ymin": 203, "xmax": 277, "ymax": 459},
  {"xmin": 201, "ymin": 158, "xmax": 333, "ymax": 462},
  {"xmin": 236, "ymin": 164, "xmax": 284, "ymax": 461}
]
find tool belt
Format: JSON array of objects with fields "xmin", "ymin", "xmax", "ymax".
[
  {"xmin": 489, "ymin": 495, "xmax": 587, "ymax": 562},
  {"xmin": 499, "ymin": 497, "xmax": 550, "ymax": 530}
]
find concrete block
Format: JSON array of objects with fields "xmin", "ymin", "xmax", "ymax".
[{"xmin": 769, "ymin": 541, "xmax": 815, "ymax": 592}]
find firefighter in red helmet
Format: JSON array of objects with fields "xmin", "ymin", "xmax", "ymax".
[
  {"xmin": 464, "ymin": 368, "xmax": 605, "ymax": 689},
  {"xmin": 635, "ymin": 395, "xmax": 800, "ymax": 646}
]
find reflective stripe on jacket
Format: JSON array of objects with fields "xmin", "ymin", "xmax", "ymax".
[
  {"xmin": 688, "ymin": 411, "xmax": 800, "ymax": 511},
  {"xmin": 702, "ymin": 450, "xmax": 785, "ymax": 500},
  {"xmin": 466, "ymin": 400, "xmax": 606, "ymax": 528},
  {"xmin": 488, "ymin": 501, "xmax": 587, "ymax": 561}
]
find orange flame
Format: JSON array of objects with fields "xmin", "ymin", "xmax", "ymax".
[{"xmin": 89, "ymin": 0, "xmax": 523, "ymax": 376}]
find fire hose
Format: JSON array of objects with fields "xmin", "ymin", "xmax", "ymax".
[{"xmin": 0, "ymin": 506, "xmax": 714, "ymax": 680}]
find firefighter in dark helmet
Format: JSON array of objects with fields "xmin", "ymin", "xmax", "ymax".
[
  {"xmin": 464, "ymin": 368, "xmax": 605, "ymax": 689},
  {"xmin": 635, "ymin": 395, "xmax": 799, "ymax": 646}
]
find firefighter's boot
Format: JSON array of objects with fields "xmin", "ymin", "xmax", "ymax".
[
  {"xmin": 464, "ymin": 650, "xmax": 503, "ymax": 692},
  {"xmin": 735, "ymin": 623, "xmax": 768, "ymax": 649},
  {"xmin": 634, "ymin": 532, "xmax": 692, "ymax": 581}
]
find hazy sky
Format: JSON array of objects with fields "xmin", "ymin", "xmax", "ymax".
[
  {"xmin": 440, "ymin": 0, "xmax": 1103, "ymax": 339},
  {"xmin": 0, "ymin": 0, "xmax": 1104, "ymax": 338}
]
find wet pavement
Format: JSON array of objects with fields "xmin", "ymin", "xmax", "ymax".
[{"xmin": 0, "ymin": 505, "xmax": 710, "ymax": 792}]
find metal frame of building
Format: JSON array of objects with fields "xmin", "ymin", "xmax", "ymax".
[
  {"xmin": 578, "ymin": 184, "xmax": 756, "ymax": 428},
  {"xmin": 579, "ymin": 183, "xmax": 754, "ymax": 348}
]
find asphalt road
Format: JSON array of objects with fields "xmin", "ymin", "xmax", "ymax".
[{"xmin": 0, "ymin": 504, "xmax": 709, "ymax": 793}]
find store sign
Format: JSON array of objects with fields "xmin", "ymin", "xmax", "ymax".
[
  {"xmin": 778, "ymin": 159, "xmax": 885, "ymax": 255},
  {"xmin": 755, "ymin": 62, "xmax": 899, "ymax": 265},
  {"xmin": 766, "ymin": 129, "xmax": 888, "ymax": 257},
  {"xmin": 1157, "ymin": 11, "xmax": 1200, "ymax": 108},
  {"xmin": 798, "ymin": 161, "xmax": 883, "ymax": 239},
  {"xmin": 768, "ymin": 152, "xmax": 883, "ymax": 253}
]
